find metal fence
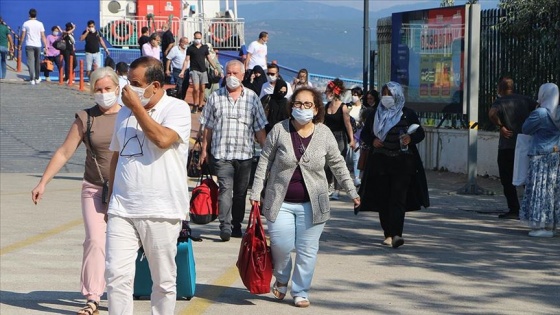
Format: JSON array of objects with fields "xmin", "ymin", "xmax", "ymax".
[
  {"xmin": 376, "ymin": 7, "xmax": 560, "ymax": 130},
  {"xmin": 100, "ymin": 16, "xmax": 181, "ymax": 48}
]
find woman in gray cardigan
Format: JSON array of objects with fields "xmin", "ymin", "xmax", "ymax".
[{"xmin": 250, "ymin": 86, "xmax": 360, "ymax": 308}]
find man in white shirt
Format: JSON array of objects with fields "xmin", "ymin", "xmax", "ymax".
[
  {"xmin": 259, "ymin": 63, "xmax": 292, "ymax": 99},
  {"xmin": 106, "ymin": 56, "xmax": 191, "ymax": 315},
  {"xmin": 244, "ymin": 31, "xmax": 268, "ymax": 72},
  {"xmin": 19, "ymin": 8, "xmax": 47, "ymax": 85},
  {"xmin": 165, "ymin": 36, "xmax": 188, "ymax": 95}
]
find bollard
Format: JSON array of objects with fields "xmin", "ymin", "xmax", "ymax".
[
  {"xmin": 16, "ymin": 47, "xmax": 22, "ymax": 72},
  {"xmin": 68, "ymin": 55, "xmax": 74, "ymax": 86},
  {"xmin": 79, "ymin": 60, "xmax": 84, "ymax": 91},
  {"xmin": 58, "ymin": 55, "xmax": 64, "ymax": 85}
]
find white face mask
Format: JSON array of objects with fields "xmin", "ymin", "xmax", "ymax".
[
  {"xmin": 226, "ymin": 76, "xmax": 241, "ymax": 90},
  {"xmin": 89, "ymin": 27, "xmax": 96, "ymax": 33},
  {"xmin": 267, "ymin": 75, "xmax": 277, "ymax": 83},
  {"xmin": 94, "ymin": 89, "xmax": 118, "ymax": 109},
  {"xmin": 194, "ymin": 39, "xmax": 202, "ymax": 45},
  {"xmin": 129, "ymin": 83, "xmax": 153, "ymax": 107},
  {"xmin": 352, "ymin": 96, "xmax": 360, "ymax": 103},
  {"xmin": 381, "ymin": 96, "xmax": 395, "ymax": 109},
  {"xmin": 292, "ymin": 108, "xmax": 314, "ymax": 125},
  {"xmin": 53, "ymin": 31, "xmax": 60, "ymax": 36}
]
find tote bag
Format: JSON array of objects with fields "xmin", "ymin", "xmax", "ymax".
[
  {"xmin": 512, "ymin": 134, "xmax": 533, "ymax": 186},
  {"xmin": 236, "ymin": 204, "xmax": 273, "ymax": 294}
]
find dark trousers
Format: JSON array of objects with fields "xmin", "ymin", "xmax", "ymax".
[
  {"xmin": 61, "ymin": 50, "xmax": 77, "ymax": 80},
  {"xmin": 212, "ymin": 157, "xmax": 252, "ymax": 233},
  {"xmin": 179, "ymin": 69, "xmax": 190, "ymax": 100},
  {"xmin": 43, "ymin": 55, "xmax": 63, "ymax": 78},
  {"xmin": 325, "ymin": 130, "xmax": 348, "ymax": 190},
  {"xmin": 498, "ymin": 148, "xmax": 520, "ymax": 212},
  {"xmin": 377, "ymin": 173, "xmax": 411, "ymax": 238}
]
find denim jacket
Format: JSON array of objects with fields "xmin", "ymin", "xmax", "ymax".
[{"xmin": 522, "ymin": 108, "xmax": 560, "ymax": 156}]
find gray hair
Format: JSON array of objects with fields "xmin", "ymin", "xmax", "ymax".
[
  {"xmin": 89, "ymin": 67, "xmax": 119, "ymax": 94},
  {"xmin": 225, "ymin": 59, "xmax": 245, "ymax": 74}
]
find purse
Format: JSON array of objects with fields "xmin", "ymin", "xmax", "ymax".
[
  {"xmin": 357, "ymin": 147, "xmax": 369, "ymax": 171},
  {"xmin": 40, "ymin": 59, "xmax": 54, "ymax": 72},
  {"xmin": 236, "ymin": 203, "xmax": 273, "ymax": 294},
  {"xmin": 512, "ymin": 134, "xmax": 533, "ymax": 186},
  {"xmin": 187, "ymin": 137, "xmax": 202, "ymax": 178},
  {"xmin": 189, "ymin": 166, "xmax": 219, "ymax": 225}
]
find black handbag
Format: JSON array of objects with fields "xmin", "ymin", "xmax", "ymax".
[{"xmin": 187, "ymin": 138, "xmax": 202, "ymax": 178}]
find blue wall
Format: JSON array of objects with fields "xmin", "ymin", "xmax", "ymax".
[{"xmin": 0, "ymin": 0, "xmax": 101, "ymax": 53}]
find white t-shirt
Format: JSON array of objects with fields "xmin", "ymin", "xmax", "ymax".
[
  {"xmin": 166, "ymin": 45, "xmax": 187, "ymax": 70},
  {"xmin": 349, "ymin": 104, "xmax": 362, "ymax": 122},
  {"xmin": 259, "ymin": 81, "xmax": 293, "ymax": 99},
  {"xmin": 247, "ymin": 40, "xmax": 267, "ymax": 70},
  {"xmin": 22, "ymin": 19, "xmax": 45, "ymax": 47},
  {"xmin": 108, "ymin": 94, "xmax": 191, "ymax": 219}
]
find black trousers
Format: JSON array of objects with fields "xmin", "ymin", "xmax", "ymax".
[
  {"xmin": 43, "ymin": 55, "xmax": 63, "ymax": 78},
  {"xmin": 498, "ymin": 148, "xmax": 520, "ymax": 212},
  {"xmin": 377, "ymin": 173, "xmax": 411, "ymax": 238},
  {"xmin": 61, "ymin": 50, "xmax": 77, "ymax": 80},
  {"xmin": 179, "ymin": 69, "xmax": 190, "ymax": 101}
]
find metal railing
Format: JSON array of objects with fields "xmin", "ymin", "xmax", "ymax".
[
  {"xmin": 99, "ymin": 16, "xmax": 181, "ymax": 48},
  {"xmin": 181, "ymin": 17, "xmax": 244, "ymax": 50}
]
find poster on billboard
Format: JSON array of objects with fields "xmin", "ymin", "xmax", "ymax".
[{"xmin": 391, "ymin": 6, "xmax": 465, "ymax": 112}]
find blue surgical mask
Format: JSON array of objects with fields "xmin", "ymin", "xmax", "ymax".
[
  {"xmin": 292, "ymin": 108, "xmax": 314, "ymax": 125},
  {"xmin": 381, "ymin": 96, "xmax": 395, "ymax": 109}
]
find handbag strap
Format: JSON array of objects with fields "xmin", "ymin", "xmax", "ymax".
[{"xmin": 85, "ymin": 109, "xmax": 106, "ymax": 183}]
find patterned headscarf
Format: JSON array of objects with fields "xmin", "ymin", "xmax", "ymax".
[
  {"xmin": 373, "ymin": 81, "xmax": 405, "ymax": 141},
  {"xmin": 538, "ymin": 83, "xmax": 560, "ymax": 130}
]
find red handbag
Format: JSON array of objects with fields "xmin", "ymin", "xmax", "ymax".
[{"xmin": 236, "ymin": 204, "xmax": 273, "ymax": 294}]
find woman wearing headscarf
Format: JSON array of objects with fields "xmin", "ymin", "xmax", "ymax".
[
  {"xmin": 358, "ymin": 81, "xmax": 429, "ymax": 248},
  {"xmin": 243, "ymin": 65, "xmax": 266, "ymax": 96},
  {"xmin": 519, "ymin": 83, "xmax": 560, "ymax": 237},
  {"xmin": 263, "ymin": 78, "xmax": 290, "ymax": 133}
]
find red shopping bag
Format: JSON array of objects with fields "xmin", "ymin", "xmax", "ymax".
[{"xmin": 236, "ymin": 204, "xmax": 273, "ymax": 294}]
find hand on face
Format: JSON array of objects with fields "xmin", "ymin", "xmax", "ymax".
[{"xmin": 121, "ymin": 85, "xmax": 143, "ymax": 110}]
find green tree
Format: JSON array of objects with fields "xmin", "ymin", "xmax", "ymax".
[{"xmin": 498, "ymin": 0, "xmax": 560, "ymax": 84}]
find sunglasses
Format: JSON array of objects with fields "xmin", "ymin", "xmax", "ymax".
[{"xmin": 266, "ymin": 72, "xmax": 277, "ymax": 76}]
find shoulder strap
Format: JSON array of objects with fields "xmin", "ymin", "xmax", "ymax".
[{"xmin": 85, "ymin": 109, "xmax": 106, "ymax": 182}]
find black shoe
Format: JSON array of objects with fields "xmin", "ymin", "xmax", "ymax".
[
  {"xmin": 220, "ymin": 231, "xmax": 231, "ymax": 242},
  {"xmin": 231, "ymin": 227, "xmax": 243, "ymax": 238},
  {"xmin": 392, "ymin": 235, "xmax": 404, "ymax": 248},
  {"xmin": 498, "ymin": 212, "xmax": 519, "ymax": 219},
  {"xmin": 191, "ymin": 106, "xmax": 198, "ymax": 114}
]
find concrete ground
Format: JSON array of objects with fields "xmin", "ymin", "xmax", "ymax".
[{"xmin": 1, "ymin": 60, "xmax": 559, "ymax": 315}]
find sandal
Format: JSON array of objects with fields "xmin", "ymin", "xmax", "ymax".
[
  {"xmin": 272, "ymin": 281, "xmax": 288, "ymax": 300},
  {"xmin": 294, "ymin": 296, "xmax": 310, "ymax": 308},
  {"xmin": 77, "ymin": 300, "xmax": 99, "ymax": 315}
]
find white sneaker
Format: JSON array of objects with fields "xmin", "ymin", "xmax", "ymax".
[
  {"xmin": 30, "ymin": 80, "xmax": 36, "ymax": 85},
  {"xmin": 36, "ymin": 78, "xmax": 41, "ymax": 84},
  {"xmin": 528, "ymin": 229, "xmax": 554, "ymax": 238},
  {"xmin": 330, "ymin": 190, "xmax": 340, "ymax": 200},
  {"xmin": 45, "ymin": 77, "xmax": 51, "ymax": 82},
  {"xmin": 354, "ymin": 178, "xmax": 361, "ymax": 186}
]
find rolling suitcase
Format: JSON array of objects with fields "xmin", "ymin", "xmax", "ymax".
[{"xmin": 133, "ymin": 239, "xmax": 197, "ymax": 300}]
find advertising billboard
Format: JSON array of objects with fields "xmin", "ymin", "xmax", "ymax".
[{"xmin": 391, "ymin": 6, "xmax": 465, "ymax": 112}]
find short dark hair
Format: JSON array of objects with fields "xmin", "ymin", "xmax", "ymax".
[
  {"xmin": 259, "ymin": 31, "xmax": 268, "ymax": 39},
  {"xmin": 116, "ymin": 62, "xmax": 129, "ymax": 75},
  {"xmin": 65, "ymin": 22, "xmax": 73, "ymax": 31},
  {"xmin": 351, "ymin": 86, "xmax": 363, "ymax": 97},
  {"xmin": 29, "ymin": 9, "xmax": 37, "ymax": 18},
  {"xmin": 129, "ymin": 56, "xmax": 165, "ymax": 86},
  {"xmin": 51, "ymin": 25, "xmax": 58, "ymax": 32},
  {"xmin": 288, "ymin": 87, "xmax": 325, "ymax": 124},
  {"xmin": 87, "ymin": 20, "xmax": 95, "ymax": 26},
  {"xmin": 498, "ymin": 76, "xmax": 514, "ymax": 94},
  {"xmin": 141, "ymin": 26, "xmax": 149, "ymax": 34},
  {"xmin": 194, "ymin": 31, "xmax": 202, "ymax": 37},
  {"xmin": 267, "ymin": 63, "xmax": 279, "ymax": 72}
]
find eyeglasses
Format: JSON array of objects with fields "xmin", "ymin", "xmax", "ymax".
[
  {"xmin": 266, "ymin": 72, "xmax": 277, "ymax": 76},
  {"xmin": 292, "ymin": 101, "xmax": 314, "ymax": 109},
  {"xmin": 120, "ymin": 113, "xmax": 145, "ymax": 158}
]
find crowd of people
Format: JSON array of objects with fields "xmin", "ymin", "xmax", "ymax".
[{"xmin": 16, "ymin": 9, "xmax": 558, "ymax": 314}]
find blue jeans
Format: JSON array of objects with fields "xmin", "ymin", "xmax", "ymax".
[
  {"xmin": 267, "ymin": 202, "xmax": 325, "ymax": 298},
  {"xmin": 212, "ymin": 157, "xmax": 252, "ymax": 233},
  {"xmin": 172, "ymin": 68, "xmax": 183, "ymax": 93},
  {"xmin": 0, "ymin": 46, "xmax": 8, "ymax": 79}
]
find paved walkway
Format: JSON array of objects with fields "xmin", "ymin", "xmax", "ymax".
[{"xmin": 1, "ymin": 61, "xmax": 559, "ymax": 314}]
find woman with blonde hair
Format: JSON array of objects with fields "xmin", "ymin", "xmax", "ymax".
[{"xmin": 31, "ymin": 67, "xmax": 121, "ymax": 315}]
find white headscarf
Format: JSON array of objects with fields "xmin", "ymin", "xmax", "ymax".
[
  {"xmin": 538, "ymin": 83, "xmax": 560, "ymax": 130},
  {"xmin": 374, "ymin": 81, "xmax": 405, "ymax": 141}
]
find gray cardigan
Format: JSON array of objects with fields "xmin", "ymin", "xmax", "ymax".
[{"xmin": 250, "ymin": 119, "xmax": 359, "ymax": 224}]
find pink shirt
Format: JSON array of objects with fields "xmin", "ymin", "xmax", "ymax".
[
  {"xmin": 142, "ymin": 43, "xmax": 161, "ymax": 60},
  {"xmin": 46, "ymin": 34, "xmax": 60, "ymax": 57}
]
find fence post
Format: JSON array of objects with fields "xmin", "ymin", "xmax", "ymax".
[
  {"xmin": 68, "ymin": 55, "xmax": 74, "ymax": 86},
  {"xmin": 17, "ymin": 47, "xmax": 22, "ymax": 72},
  {"xmin": 79, "ymin": 60, "xmax": 85, "ymax": 91},
  {"xmin": 58, "ymin": 55, "xmax": 64, "ymax": 85}
]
